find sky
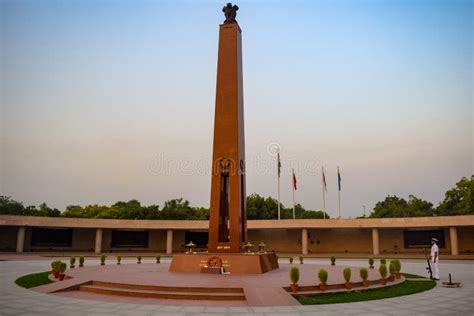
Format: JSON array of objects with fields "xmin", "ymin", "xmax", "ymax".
[{"xmin": 1, "ymin": 0, "xmax": 472, "ymax": 217}]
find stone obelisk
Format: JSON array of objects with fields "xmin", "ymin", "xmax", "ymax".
[
  {"xmin": 207, "ymin": 3, "xmax": 246, "ymax": 253},
  {"xmin": 169, "ymin": 4, "xmax": 278, "ymax": 273}
]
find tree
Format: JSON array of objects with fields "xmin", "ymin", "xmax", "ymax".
[
  {"xmin": 194, "ymin": 207, "xmax": 210, "ymax": 220},
  {"xmin": 370, "ymin": 195, "xmax": 409, "ymax": 218},
  {"xmin": 38, "ymin": 202, "xmax": 60, "ymax": 217},
  {"xmin": 0, "ymin": 196, "xmax": 60, "ymax": 217},
  {"xmin": 370, "ymin": 194, "xmax": 435, "ymax": 218},
  {"xmin": 437, "ymin": 176, "xmax": 473, "ymax": 216},
  {"xmin": 62, "ymin": 205, "xmax": 86, "ymax": 218},
  {"xmin": 108, "ymin": 200, "xmax": 145, "ymax": 219},
  {"xmin": 246, "ymin": 194, "xmax": 330, "ymax": 219},
  {"xmin": 0, "ymin": 196, "xmax": 25, "ymax": 215},
  {"xmin": 301, "ymin": 210, "xmax": 330, "ymax": 219},
  {"xmin": 406, "ymin": 195, "xmax": 434, "ymax": 217},
  {"xmin": 143, "ymin": 204, "xmax": 161, "ymax": 219},
  {"xmin": 62, "ymin": 204, "xmax": 108, "ymax": 218},
  {"xmin": 246, "ymin": 194, "xmax": 279, "ymax": 219},
  {"xmin": 4, "ymin": 178, "xmax": 472, "ymax": 220},
  {"xmin": 160, "ymin": 198, "xmax": 194, "ymax": 220}
]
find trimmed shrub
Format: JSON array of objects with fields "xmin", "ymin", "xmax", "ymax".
[
  {"xmin": 380, "ymin": 258, "xmax": 386, "ymax": 265},
  {"xmin": 330, "ymin": 256, "xmax": 336, "ymax": 265},
  {"xmin": 51, "ymin": 261, "xmax": 59, "ymax": 271},
  {"xmin": 379, "ymin": 264, "xmax": 388, "ymax": 278},
  {"xmin": 389, "ymin": 261, "xmax": 396, "ymax": 275},
  {"xmin": 59, "ymin": 262, "xmax": 67, "ymax": 274},
  {"xmin": 156, "ymin": 255, "xmax": 161, "ymax": 263},
  {"xmin": 79, "ymin": 256, "xmax": 85, "ymax": 266},
  {"xmin": 299, "ymin": 256, "xmax": 304, "ymax": 264},
  {"xmin": 100, "ymin": 255, "xmax": 106, "ymax": 264},
  {"xmin": 137, "ymin": 256, "xmax": 142, "ymax": 263},
  {"xmin": 318, "ymin": 269, "xmax": 328, "ymax": 284},
  {"xmin": 69, "ymin": 257, "xmax": 76, "ymax": 268},
  {"xmin": 343, "ymin": 267, "xmax": 351, "ymax": 283},
  {"xmin": 368, "ymin": 257, "xmax": 374, "ymax": 267},
  {"xmin": 289, "ymin": 257, "xmax": 293, "ymax": 264},
  {"xmin": 290, "ymin": 267, "xmax": 300, "ymax": 284},
  {"xmin": 51, "ymin": 261, "xmax": 61, "ymax": 278},
  {"xmin": 360, "ymin": 268, "xmax": 368, "ymax": 281},
  {"xmin": 117, "ymin": 256, "xmax": 122, "ymax": 264},
  {"xmin": 394, "ymin": 259, "xmax": 401, "ymax": 273},
  {"xmin": 51, "ymin": 260, "xmax": 63, "ymax": 277}
]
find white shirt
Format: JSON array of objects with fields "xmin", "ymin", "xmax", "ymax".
[{"xmin": 431, "ymin": 243, "xmax": 439, "ymax": 260}]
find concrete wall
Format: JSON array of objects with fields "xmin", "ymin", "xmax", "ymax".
[
  {"xmin": 172, "ymin": 230, "xmax": 186, "ymax": 252},
  {"xmin": 248, "ymin": 229, "xmax": 300, "ymax": 253},
  {"xmin": 247, "ymin": 228, "xmax": 374, "ymax": 254},
  {"xmin": 1, "ymin": 224, "xmax": 473, "ymax": 255},
  {"xmin": 2, "ymin": 215, "xmax": 474, "ymax": 230},
  {"xmin": 241, "ymin": 227, "xmax": 468, "ymax": 255},
  {"xmin": 71, "ymin": 228, "xmax": 96, "ymax": 251},
  {"xmin": 308, "ymin": 229, "xmax": 372, "ymax": 254}
]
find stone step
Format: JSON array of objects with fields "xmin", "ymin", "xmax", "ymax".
[
  {"xmin": 92, "ymin": 280, "xmax": 244, "ymax": 293},
  {"xmin": 79, "ymin": 284, "xmax": 246, "ymax": 301}
]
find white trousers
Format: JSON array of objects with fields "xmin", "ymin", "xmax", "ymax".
[{"xmin": 431, "ymin": 260, "xmax": 439, "ymax": 279}]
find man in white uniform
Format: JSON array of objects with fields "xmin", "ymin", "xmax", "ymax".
[{"xmin": 430, "ymin": 237, "xmax": 440, "ymax": 280}]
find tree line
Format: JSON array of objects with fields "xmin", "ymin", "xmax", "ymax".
[
  {"xmin": 369, "ymin": 176, "xmax": 472, "ymax": 218},
  {"xmin": 0, "ymin": 176, "xmax": 471, "ymax": 219},
  {"xmin": 0, "ymin": 195, "xmax": 329, "ymax": 220}
]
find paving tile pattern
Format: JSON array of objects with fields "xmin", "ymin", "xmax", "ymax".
[{"xmin": 0, "ymin": 257, "xmax": 472, "ymax": 315}]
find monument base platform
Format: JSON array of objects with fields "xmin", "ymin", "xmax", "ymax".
[{"xmin": 169, "ymin": 252, "xmax": 279, "ymax": 274}]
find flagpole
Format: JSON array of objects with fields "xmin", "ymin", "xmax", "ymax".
[
  {"xmin": 337, "ymin": 166, "xmax": 341, "ymax": 219},
  {"xmin": 278, "ymin": 177, "xmax": 281, "ymax": 220},
  {"xmin": 277, "ymin": 157, "xmax": 281, "ymax": 220},
  {"xmin": 322, "ymin": 167, "xmax": 327, "ymax": 219},
  {"xmin": 292, "ymin": 168, "xmax": 296, "ymax": 219},
  {"xmin": 292, "ymin": 186, "xmax": 295, "ymax": 219},
  {"xmin": 337, "ymin": 186, "xmax": 341, "ymax": 218}
]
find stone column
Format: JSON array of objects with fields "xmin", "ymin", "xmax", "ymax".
[
  {"xmin": 302, "ymin": 228, "xmax": 308, "ymax": 255},
  {"xmin": 372, "ymin": 228, "xmax": 380, "ymax": 256},
  {"xmin": 166, "ymin": 229, "xmax": 173, "ymax": 254},
  {"xmin": 450, "ymin": 227, "xmax": 459, "ymax": 256},
  {"xmin": 207, "ymin": 21, "xmax": 246, "ymax": 254},
  {"xmin": 16, "ymin": 226, "xmax": 26, "ymax": 253},
  {"xmin": 95, "ymin": 228, "xmax": 102, "ymax": 254}
]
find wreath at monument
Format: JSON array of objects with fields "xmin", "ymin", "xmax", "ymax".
[{"xmin": 207, "ymin": 256, "xmax": 223, "ymax": 268}]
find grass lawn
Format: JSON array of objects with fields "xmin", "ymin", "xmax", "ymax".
[
  {"xmin": 402, "ymin": 272, "xmax": 428, "ymax": 279},
  {"xmin": 297, "ymin": 276, "xmax": 436, "ymax": 305},
  {"xmin": 15, "ymin": 271, "xmax": 52, "ymax": 289}
]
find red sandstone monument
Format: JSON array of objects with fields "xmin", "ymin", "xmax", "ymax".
[
  {"xmin": 207, "ymin": 2, "xmax": 246, "ymax": 254},
  {"xmin": 170, "ymin": 3, "xmax": 278, "ymax": 274}
]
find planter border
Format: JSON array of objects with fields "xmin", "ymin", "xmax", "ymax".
[{"xmin": 285, "ymin": 276, "xmax": 406, "ymax": 295}]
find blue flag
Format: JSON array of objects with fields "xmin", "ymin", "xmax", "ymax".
[
  {"xmin": 277, "ymin": 152, "xmax": 281, "ymax": 178},
  {"xmin": 337, "ymin": 166, "xmax": 342, "ymax": 191}
]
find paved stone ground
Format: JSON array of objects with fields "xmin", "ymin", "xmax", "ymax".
[
  {"xmin": 38, "ymin": 261, "xmax": 392, "ymax": 307},
  {"xmin": 0, "ymin": 257, "xmax": 472, "ymax": 315}
]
